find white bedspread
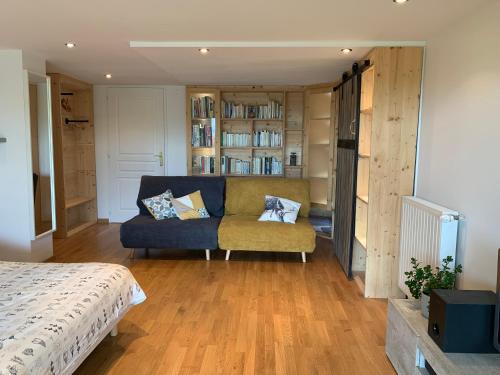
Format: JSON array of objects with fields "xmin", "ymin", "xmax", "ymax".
[{"xmin": 0, "ymin": 262, "xmax": 146, "ymax": 375}]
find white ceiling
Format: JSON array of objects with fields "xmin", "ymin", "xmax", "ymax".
[{"xmin": 0, "ymin": 0, "xmax": 487, "ymax": 85}]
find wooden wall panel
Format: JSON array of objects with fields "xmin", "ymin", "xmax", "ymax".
[{"xmin": 364, "ymin": 47, "xmax": 423, "ymax": 298}]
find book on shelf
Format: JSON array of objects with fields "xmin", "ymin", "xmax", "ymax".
[
  {"xmin": 221, "ymin": 156, "xmax": 251, "ymax": 175},
  {"xmin": 221, "ymin": 132, "xmax": 251, "ymax": 148},
  {"xmin": 191, "ymin": 96, "xmax": 215, "ymax": 118},
  {"xmin": 221, "ymin": 99, "xmax": 283, "ymax": 119},
  {"xmin": 192, "ymin": 155, "xmax": 215, "ymax": 174},
  {"xmin": 191, "ymin": 120, "xmax": 215, "ymax": 147},
  {"xmin": 253, "ymin": 130, "xmax": 282, "ymax": 147},
  {"xmin": 252, "ymin": 157, "xmax": 283, "ymax": 175}
]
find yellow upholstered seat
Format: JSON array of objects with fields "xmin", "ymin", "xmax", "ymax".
[{"xmin": 218, "ymin": 215, "xmax": 316, "ymax": 253}]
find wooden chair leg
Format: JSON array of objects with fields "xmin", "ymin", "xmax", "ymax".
[
  {"xmin": 205, "ymin": 249, "xmax": 210, "ymax": 261},
  {"xmin": 225, "ymin": 250, "xmax": 231, "ymax": 261},
  {"xmin": 301, "ymin": 252, "xmax": 306, "ymax": 263}
]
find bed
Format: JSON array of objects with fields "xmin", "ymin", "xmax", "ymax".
[{"xmin": 0, "ymin": 261, "xmax": 146, "ymax": 375}]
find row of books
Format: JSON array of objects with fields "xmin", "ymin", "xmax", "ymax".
[
  {"xmin": 220, "ymin": 156, "xmax": 251, "ymax": 175},
  {"xmin": 252, "ymin": 157, "xmax": 283, "ymax": 175},
  {"xmin": 192, "ymin": 156, "xmax": 215, "ymax": 174},
  {"xmin": 253, "ymin": 130, "xmax": 282, "ymax": 147},
  {"xmin": 221, "ymin": 100, "xmax": 283, "ymax": 119},
  {"xmin": 221, "ymin": 132, "xmax": 251, "ymax": 148},
  {"xmin": 191, "ymin": 123, "xmax": 214, "ymax": 147},
  {"xmin": 191, "ymin": 96, "xmax": 215, "ymax": 118}
]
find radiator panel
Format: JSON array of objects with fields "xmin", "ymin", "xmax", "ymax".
[{"xmin": 398, "ymin": 196, "xmax": 459, "ymax": 297}]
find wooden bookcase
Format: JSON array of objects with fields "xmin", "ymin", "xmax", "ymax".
[
  {"xmin": 49, "ymin": 73, "xmax": 97, "ymax": 238},
  {"xmin": 186, "ymin": 86, "xmax": 305, "ymax": 178},
  {"xmin": 303, "ymin": 86, "xmax": 335, "ymax": 211},
  {"xmin": 284, "ymin": 91, "xmax": 305, "ymax": 178},
  {"xmin": 186, "ymin": 88, "xmax": 220, "ymax": 176}
]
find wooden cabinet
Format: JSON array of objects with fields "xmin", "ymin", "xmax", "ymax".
[{"xmin": 49, "ymin": 73, "xmax": 97, "ymax": 238}]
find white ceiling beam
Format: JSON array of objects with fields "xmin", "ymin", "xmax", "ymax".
[{"xmin": 130, "ymin": 40, "xmax": 426, "ymax": 48}]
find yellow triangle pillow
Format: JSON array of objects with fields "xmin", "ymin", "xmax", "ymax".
[{"xmin": 172, "ymin": 190, "xmax": 210, "ymax": 220}]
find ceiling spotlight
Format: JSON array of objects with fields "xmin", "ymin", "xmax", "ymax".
[
  {"xmin": 393, "ymin": 0, "xmax": 409, "ymax": 3},
  {"xmin": 65, "ymin": 42, "xmax": 76, "ymax": 49},
  {"xmin": 105, "ymin": 74, "xmax": 112, "ymax": 79},
  {"xmin": 198, "ymin": 48, "xmax": 210, "ymax": 55},
  {"xmin": 340, "ymin": 48, "xmax": 353, "ymax": 55}
]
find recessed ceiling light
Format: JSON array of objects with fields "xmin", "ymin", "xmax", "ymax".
[
  {"xmin": 65, "ymin": 42, "xmax": 76, "ymax": 49},
  {"xmin": 198, "ymin": 48, "xmax": 210, "ymax": 55},
  {"xmin": 393, "ymin": 0, "xmax": 409, "ymax": 3},
  {"xmin": 105, "ymin": 74, "xmax": 112, "ymax": 79},
  {"xmin": 340, "ymin": 48, "xmax": 353, "ymax": 55}
]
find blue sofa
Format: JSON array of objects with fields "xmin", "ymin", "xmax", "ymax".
[{"xmin": 120, "ymin": 176, "xmax": 225, "ymax": 259}]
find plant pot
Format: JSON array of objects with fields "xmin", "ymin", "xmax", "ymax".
[{"xmin": 420, "ymin": 293, "xmax": 430, "ymax": 319}]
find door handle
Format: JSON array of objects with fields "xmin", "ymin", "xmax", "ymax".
[
  {"xmin": 349, "ymin": 120, "xmax": 356, "ymax": 136},
  {"xmin": 154, "ymin": 152, "xmax": 164, "ymax": 167}
]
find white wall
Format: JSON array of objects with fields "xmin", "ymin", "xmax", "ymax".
[
  {"xmin": 94, "ymin": 85, "xmax": 186, "ymax": 219},
  {"xmin": 0, "ymin": 50, "xmax": 52, "ymax": 261},
  {"xmin": 417, "ymin": 2, "xmax": 500, "ymax": 291}
]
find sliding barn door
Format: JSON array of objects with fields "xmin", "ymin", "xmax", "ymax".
[{"xmin": 333, "ymin": 73, "xmax": 362, "ymax": 278}]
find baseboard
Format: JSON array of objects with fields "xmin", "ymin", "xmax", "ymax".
[{"xmin": 97, "ymin": 218, "xmax": 110, "ymax": 225}]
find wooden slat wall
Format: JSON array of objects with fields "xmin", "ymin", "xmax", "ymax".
[{"xmin": 364, "ymin": 47, "xmax": 424, "ymax": 298}]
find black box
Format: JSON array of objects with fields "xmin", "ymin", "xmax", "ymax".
[{"xmin": 428, "ymin": 289, "xmax": 498, "ymax": 353}]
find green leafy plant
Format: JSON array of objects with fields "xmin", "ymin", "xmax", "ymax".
[{"xmin": 404, "ymin": 256, "xmax": 463, "ymax": 300}]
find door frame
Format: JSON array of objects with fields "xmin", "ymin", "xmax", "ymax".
[{"xmin": 106, "ymin": 86, "xmax": 167, "ymax": 222}]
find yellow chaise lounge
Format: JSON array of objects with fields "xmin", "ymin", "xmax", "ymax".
[{"xmin": 218, "ymin": 177, "xmax": 316, "ymax": 262}]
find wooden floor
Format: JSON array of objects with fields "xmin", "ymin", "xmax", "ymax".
[{"xmin": 52, "ymin": 224, "xmax": 395, "ymax": 375}]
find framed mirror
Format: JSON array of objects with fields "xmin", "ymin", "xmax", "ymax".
[{"xmin": 25, "ymin": 71, "xmax": 56, "ymax": 239}]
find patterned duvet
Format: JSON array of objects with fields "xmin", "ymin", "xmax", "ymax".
[{"xmin": 0, "ymin": 262, "xmax": 146, "ymax": 375}]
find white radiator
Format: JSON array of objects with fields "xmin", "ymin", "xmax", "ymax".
[{"xmin": 398, "ymin": 196, "xmax": 460, "ymax": 297}]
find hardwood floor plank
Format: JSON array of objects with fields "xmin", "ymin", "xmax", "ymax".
[{"xmin": 50, "ymin": 224, "xmax": 395, "ymax": 375}]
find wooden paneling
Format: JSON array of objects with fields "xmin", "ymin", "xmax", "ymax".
[{"xmin": 363, "ymin": 47, "xmax": 424, "ymax": 298}]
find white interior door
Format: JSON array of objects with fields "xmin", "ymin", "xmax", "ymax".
[{"xmin": 107, "ymin": 87, "xmax": 165, "ymax": 222}]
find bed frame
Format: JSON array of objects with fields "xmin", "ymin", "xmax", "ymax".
[{"xmin": 61, "ymin": 305, "xmax": 132, "ymax": 375}]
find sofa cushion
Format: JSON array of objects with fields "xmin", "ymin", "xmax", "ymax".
[
  {"xmin": 120, "ymin": 215, "xmax": 221, "ymax": 250},
  {"xmin": 218, "ymin": 215, "xmax": 316, "ymax": 253},
  {"xmin": 136, "ymin": 176, "xmax": 225, "ymax": 217},
  {"xmin": 225, "ymin": 177, "xmax": 310, "ymax": 217}
]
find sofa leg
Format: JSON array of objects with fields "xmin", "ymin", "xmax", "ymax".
[
  {"xmin": 205, "ymin": 249, "xmax": 210, "ymax": 261},
  {"xmin": 301, "ymin": 252, "xmax": 306, "ymax": 263},
  {"xmin": 145, "ymin": 248, "xmax": 150, "ymax": 258},
  {"xmin": 110, "ymin": 324, "xmax": 118, "ymax": 337},
  {"xmin": 225, "ymin": 250, "xmax": 231, "ymax": 261},
  {"xmin": 130, "ymin": 248, "xmax": 136, "ymax": 259}
]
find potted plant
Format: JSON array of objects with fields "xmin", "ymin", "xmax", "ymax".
[{"xmin": 404, "ymin": 256, "xmax": 462, "ymax": 318}]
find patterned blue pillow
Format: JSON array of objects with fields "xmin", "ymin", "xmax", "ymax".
[{"xmin": 142, "ymin": 189, "xmax": 176, "ymax": 220}]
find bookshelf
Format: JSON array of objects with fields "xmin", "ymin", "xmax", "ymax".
[
  {"xmin": 221, "ymin": 90, "xmax": 285, "ymax": 176},
  {"xmin": 304, "ymin": 86, "xmax": 335, "ymax": 211},
  {"xmin": 284, "ymin": 91, "xmax": 305, "ymax": 178},
  {"xmin": 352, "ymin": 66, "xmax": 374, "ymax": 287},
  {"xmin": 186, "ymin": 86, "xmax": 307, "ymax": 178},
  {"xmin": 186, "ymin": 88, "xmax": 220, "ymax": 176},
  {"xmin": 48, "ymin": 73, "xmax": 97, "ymax": 238}
]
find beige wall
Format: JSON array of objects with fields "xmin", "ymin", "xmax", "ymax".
[{"xmin": 417, "ymin": 2, "xmax": 500, "ymax": 291}]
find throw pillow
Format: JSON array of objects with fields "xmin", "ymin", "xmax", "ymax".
[
  {"xmin": 258, "ymin": 195, "xmax": 301, "ymax": 224},
  {"xmin": 142, "ymin": 189, "xmax": 177, "ymax": 220},
  {"xmin": 171, "ymin": 190, "xmax": 210, "ymax": 220}
]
